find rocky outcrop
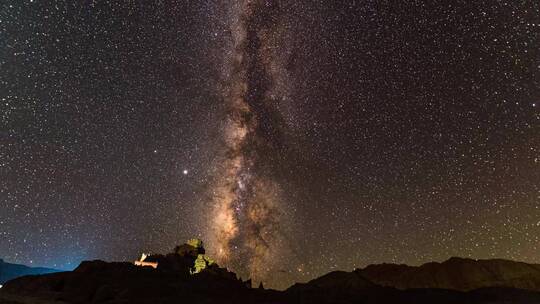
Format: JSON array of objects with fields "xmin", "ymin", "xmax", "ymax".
[
  {"xmin": 357, "ymin": 257, "xmax": 540, "ymax": 291},
  {"xmin": 1, "ymin": 260, "xmax": 255, "ymax": 304},
  {"xmin": 136, "ymin": 239, "xmax": 216, "ymax": 274}
]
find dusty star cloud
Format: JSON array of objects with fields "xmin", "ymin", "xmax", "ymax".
[
  {"xmin": 203, "ymin": 0, "xmax": 291, "ymax": 285},
  {"xmin": 1, "ymin": 0, "xmax": 539, "ymax": 290}
]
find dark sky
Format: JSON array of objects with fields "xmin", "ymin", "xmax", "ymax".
[{"xmin": 1, "ymin": 0, "xmax": 539, "ymax": 290}]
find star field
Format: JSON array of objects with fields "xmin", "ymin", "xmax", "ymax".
[{"xmin": 1, "ymin": 0, "xmax": 539, "ymax": 290}]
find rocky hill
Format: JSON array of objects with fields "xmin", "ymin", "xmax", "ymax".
[
  {"xmin": 0, "ymin": 240, "xmax": 274, "ymax": 304},
  {"xmin": 357, "ymin": 257, "xmax": 540, "ymax": 291}
]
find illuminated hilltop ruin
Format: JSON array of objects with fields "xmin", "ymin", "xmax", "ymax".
[{"xmin": 134, "ymin": 239, "xmax": 219, "ymax": 275}]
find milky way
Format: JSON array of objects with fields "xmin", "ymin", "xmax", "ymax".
[{"xmin": 205, "ymin": 0, "xmax": 289, "ymax": 283}]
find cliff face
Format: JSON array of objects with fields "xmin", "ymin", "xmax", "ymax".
[
  {"xmin": 357, "ymin": 257, "xmax": 540, "ymax": 291},
  {"xmin": 0, "ymin": 259, "xmax": 60, "ymax": 285}
]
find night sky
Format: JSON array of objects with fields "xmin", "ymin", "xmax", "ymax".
[{"xmin": 1, "ymin": 0, "xmax": 539, "ymax": 290}]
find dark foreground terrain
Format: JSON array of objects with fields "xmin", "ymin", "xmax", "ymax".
[{"xmin": 2, "ymin": 255, "xmax": 540, "ymax": 304}]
